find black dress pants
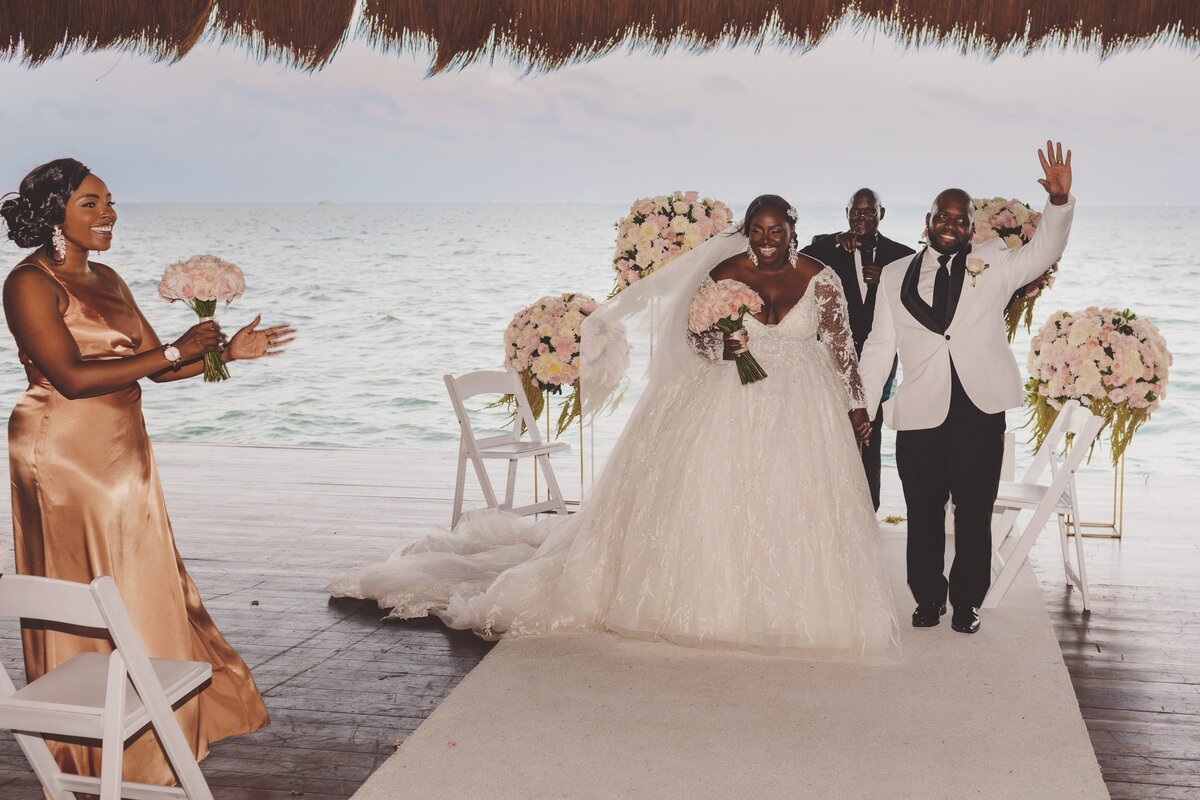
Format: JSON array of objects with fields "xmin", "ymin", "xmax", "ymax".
[
  {"xmin": 895, "ymin": 364, "xmax": 1005, "ymax": 609},
  {"xmin": 862, "ymin": 412, "xmax": 884, "ymax": 512}
]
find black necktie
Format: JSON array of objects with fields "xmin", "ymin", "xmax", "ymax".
[{"xmin": 932, "ymin": 253, "xmax": 951, "ymax": 328}]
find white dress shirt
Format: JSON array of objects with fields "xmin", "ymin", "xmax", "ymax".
[{"xmin": 851, "ymin": 249, "xmax": 869, "ymax": 304}]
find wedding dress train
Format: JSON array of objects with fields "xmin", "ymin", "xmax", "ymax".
[{"xmin": 329, "ymin": 233, "xmax": 901, "ymax": 660}]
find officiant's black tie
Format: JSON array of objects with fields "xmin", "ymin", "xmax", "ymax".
[{"xmin": 933, "ymin": 253, "xmax": 951, "ymax": 328}]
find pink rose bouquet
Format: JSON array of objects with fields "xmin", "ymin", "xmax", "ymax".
[
  {"xmin": 688, "ymin": 279, "xmax": 767, "ymax": 385},
  {"xmin": 611, "ymin": 191, "xmax": 734, "ymax": 296},
  {"xmin": 159, "ymin": 255, "xmax": 246, "ymax": 382},
  {"xmin": 971, "ymin": 196, "xmax": 1058, "ymax": 341},
  {"xmin": 1026, "ymin": 307, "xmax": 1172, "ymax": 464},
  {"xmin": 503, "ymin": 292, "xmax": 599, "ymax": 435}
]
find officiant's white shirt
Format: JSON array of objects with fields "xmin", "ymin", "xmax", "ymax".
[{"xmin": 859, "ymin": 195, "xmax": 1075, "ymax": 431}]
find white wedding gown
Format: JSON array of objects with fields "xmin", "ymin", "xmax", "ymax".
[{"xmin": 330, "ymin": 241, "xmax": 900, "ymax": 660}]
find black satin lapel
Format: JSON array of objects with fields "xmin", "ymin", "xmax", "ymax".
[
  {"xmin": 900, "ymin": 248, "xmax": 941, "ymax": 334},
  {"xmin": 945, "ymin": 244, "xmax": 970, "ymax": 328}
]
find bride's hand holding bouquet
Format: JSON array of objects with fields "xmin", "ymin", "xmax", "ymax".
[{"xmin": 688, "ymin": 279, "xmax": 768, "ymax": 385}]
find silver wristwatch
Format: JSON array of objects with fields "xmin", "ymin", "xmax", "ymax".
[{"xmin": 163, "ymin": 344, "xmax": 182, "ymax": 367}]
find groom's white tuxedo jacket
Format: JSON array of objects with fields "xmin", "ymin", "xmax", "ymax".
[{"xmin": 859, "ymin": 196, "xmax": 1075, "ymax": 431}]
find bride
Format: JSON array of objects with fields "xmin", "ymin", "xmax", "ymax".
[{"xmin": 329, "ymin": 194, "xmax": 901, "ymax": 660}]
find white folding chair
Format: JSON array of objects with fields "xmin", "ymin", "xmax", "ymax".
[
  {"xmin": 444, "ymin": 370, "xmax": 571, "ymax": 528},
  {"xmin": 984, "ymin": 400, "xmax": 1103, "ymax": 611},
  {"xmin": 0, "ymin": 574, "xmax": 214, "ymax": 800}
]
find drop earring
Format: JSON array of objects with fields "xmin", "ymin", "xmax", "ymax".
[
  {"xmin": 746, "ymin": 242, "xmax": 759, "ymax": 267},
  {"xmin": 51, "ymin": 226, "xmax": 66, "ymax": 263},
  {"xmin": 788, "ymin": 238, "xmax": 798, "ymax": 268}
]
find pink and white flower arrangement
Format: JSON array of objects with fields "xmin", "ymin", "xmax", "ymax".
[
  {"xmin": 1026, "ymin": 307, "xmax": 1172, "ymax": 464},
  {"xmin": 159, "ymin": 255, "xmax": 246, "ymax": 382},
  {"xmin": 972, "ymin": 196, "xmax": 1058, "ymax": 340},
  {"xmin": 611, "ymin": 191, "xmax": 733, "ymax": 296},
  {"xmin": 503, "ymin": 292, "xmax": 599, "ymax": 435},
  {"xmin": 688, "ymin": 279, "xmax": 767, "ymax": 385}
]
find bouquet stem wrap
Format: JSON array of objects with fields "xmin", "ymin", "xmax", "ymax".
[
  {"xmin": 190, "ymin": 302, "xmax": 229, "ymax": 382},
  {"xmin": 715, "ymin": 315, "xmax": 767, "ymax": 385}
]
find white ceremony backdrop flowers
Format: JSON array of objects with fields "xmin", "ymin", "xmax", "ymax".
[
  {"xmin": 610, "ymin": 191, "xmax": 733, "ymax": 296},
  {"xmin": 1026, "ymin": 307, "xmax": 1172, "ymax": 464}
]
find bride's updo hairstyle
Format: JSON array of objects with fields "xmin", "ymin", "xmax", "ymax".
[
  {"xmin": 738, "ymin": 194, "xmax": 800, "ymax": 248},
  {"xmin": 1, "ymin": 158, "xmax": 92, "ymax": 249}
]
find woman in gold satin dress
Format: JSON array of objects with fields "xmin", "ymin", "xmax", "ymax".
[{"xmin": 1, "ymin": 158, "xmax": 294, "ymax": 785}]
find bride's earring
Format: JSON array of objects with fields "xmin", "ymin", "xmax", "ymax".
[
  {"xmin": 746, "ymin": 242, "xmax": 759, "ymax": 267},
  {"xmin": 51, "ymin": 225, "xmax": 66, "ymax": 263},
  {"xmin": 788, "ymin": 238, "xmax": 798, "ymax": 268}
]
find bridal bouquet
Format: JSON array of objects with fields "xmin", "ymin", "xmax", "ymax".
[
  {"xmin": 972, "ymin": 196, "xmax": 1058, "ymax": 341},
  {"xmin": 159, "ymin": 255, "xmax": 245, "ymax": 382},
  {"xmin": 689, "ymin": 280, "xmax": 767, "ymax": 385},
  {"xmin": 611, "ymin": 191, "xmax": 733, "ymax": 296},
  {"xmin": 503, "ymin": 292, "xmax": 599, "ymax": 435},
  {"xmin": 1026, "ymin": 307, "xmax": 1172, "ymax": 464}
]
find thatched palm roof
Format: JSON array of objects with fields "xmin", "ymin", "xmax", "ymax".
[{"xmin": 3, "ymin": 1, "xmax": 1198, "ymax": 74}]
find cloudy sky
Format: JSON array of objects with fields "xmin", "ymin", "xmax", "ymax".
[{"xmin": 1, "ymin": 23, "xmax": 1197, "ymax": 206}]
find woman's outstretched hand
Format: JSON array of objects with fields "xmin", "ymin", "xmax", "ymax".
[
  {"xmin": 849, "ymin": 408, "xmax": 872, "ymax": 446},
  {"xmin": 226, "ymin": 315, "xmax": 295, "ymax": 361}
]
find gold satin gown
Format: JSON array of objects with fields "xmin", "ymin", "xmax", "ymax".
[{"xmin": 7, "ymin": 261, "xmax": 269, "ymax": 784}]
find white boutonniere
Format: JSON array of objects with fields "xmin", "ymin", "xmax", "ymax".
[{"xmin": 965, "ymin": 258, "xmax": 989, "ymax": 287}]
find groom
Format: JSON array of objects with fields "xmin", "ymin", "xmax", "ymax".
[{"xmin": 858, "ymin": 141, "xmax": 1075, "ymax": 634}]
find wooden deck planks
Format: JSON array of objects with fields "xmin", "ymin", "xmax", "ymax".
[{"xmin": 0, "ymin": 441, "xmax": 1195, "ymax": 798}]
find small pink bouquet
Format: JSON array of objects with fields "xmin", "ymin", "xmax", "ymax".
[
  {"xmin": 159, "ymin": 255, "xmax": 246, "ymax": 382},
  {"xmin": 688, "ymin": 279, "xmax": 767, "ymax": 385}
]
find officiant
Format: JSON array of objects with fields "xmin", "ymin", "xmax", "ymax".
[{"xmin": 801, "ymin": 188, "xmax": 914, "ymax": 511}]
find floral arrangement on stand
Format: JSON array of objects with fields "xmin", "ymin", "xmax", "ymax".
[
  {"xmin": 971, "ymin": 196, "xmax": 1058, "ymax": 340},
  {"xmin": 1025, "ymin": 307, "xmax": 1172, "ymax": 464},
  {"xmin": 159, "ymin": 255, "xmax": 246, "ymax": 382},
  {"xmin": 502, "ymin": 292, "xmax": 600, "ymax": 436},
  {"xmin": 610, "ymin": 191, "xmax": 733, "ymax": 296}
]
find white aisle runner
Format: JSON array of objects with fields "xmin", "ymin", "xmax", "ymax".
[{"xmin": 352, "ymin": 529, "xmax": 1108, "ymax": 800}]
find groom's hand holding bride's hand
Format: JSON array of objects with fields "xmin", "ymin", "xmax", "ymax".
[
  {"xmin": 1037, "ymin": 139, "xmax": 1072, "ymax": 205},
  {"xmin": 849, "ymin": 409, "xmax": 871, "ymax": 446}
]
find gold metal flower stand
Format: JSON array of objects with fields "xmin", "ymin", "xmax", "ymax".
[{"xmin": 1070, "ymin": 453, "xmax": 1125, "ymax": 539}]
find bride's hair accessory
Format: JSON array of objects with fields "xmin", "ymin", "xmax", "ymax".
[
  {"xmin": 746, "ymin": 242, "xmax": 759, "ymax": 267},
  {"xmin": 786, "ymin": 206, "xmax": 799, "ymax": 222},
  {"xmin": 51, "ymin": 225, "xmax": 66, "ymax": 262}
]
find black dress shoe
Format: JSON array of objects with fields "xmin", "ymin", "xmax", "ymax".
[
  {"xmin": 951, "ymin": 606, "xmax": 981, "ymax": 634},
  {"xmin": 912, "ymin": 602, "xmax": 947, "ymax": 627}
]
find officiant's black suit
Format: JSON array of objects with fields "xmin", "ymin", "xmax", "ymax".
[{"xmin": 801, "ymin": 232, "xmax": 914, "ymax": 510}]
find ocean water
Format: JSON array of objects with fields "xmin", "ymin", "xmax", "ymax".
[{"xmin": 0, "ymin": 203, "xmax": 1194, "ymax": 480}]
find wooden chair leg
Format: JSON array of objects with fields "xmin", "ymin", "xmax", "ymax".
[
  {"xmin": 1070, "ymin": 493, "xmax": 1091, "ymax": 612},
  {"xmin": 983, "ymin": 502, "xmax": 1057, "ymax": 609},
  {"xmin": 536, "ymin": 454, "xmax": 568, "ymax": 514},
  {"xmin": 100, "ymin": 651, "xmax": 127, "ymax": 800},
  {"xmin": 468, "ymin": 452, "xmax": 499, "ymax": 511},
  {"xmin": 504, "ymin": 459, "xmax": 518, "ymax": 511},
  {"xmin": 452, "ymin": 450, "xmax": 468, "ymax": 527},
  {"xmin": 1057, "ymin": 514, "xmax": 1073, "ymax": 584},
  {"xmin": 12, "ymin": 733, "xmax": 74, "ymax": 800}
]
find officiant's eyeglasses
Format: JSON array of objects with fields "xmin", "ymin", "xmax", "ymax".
[{"xmin": 847, "ymin": 208, "xmax": 880, "ymax": 219}]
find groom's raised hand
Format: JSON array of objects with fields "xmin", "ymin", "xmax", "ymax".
[{"xmin": 1037, "ymin": 139, "xmax": 1072, "ymax": 205}]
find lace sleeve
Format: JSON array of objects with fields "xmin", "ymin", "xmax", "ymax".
[
  {"xmin": 813, "ymin": 270, "xmax": 866, "ymax": 410},
  {"xmin": 687, "ymin": 277, "xmax": 724, "ymax": 362}
]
